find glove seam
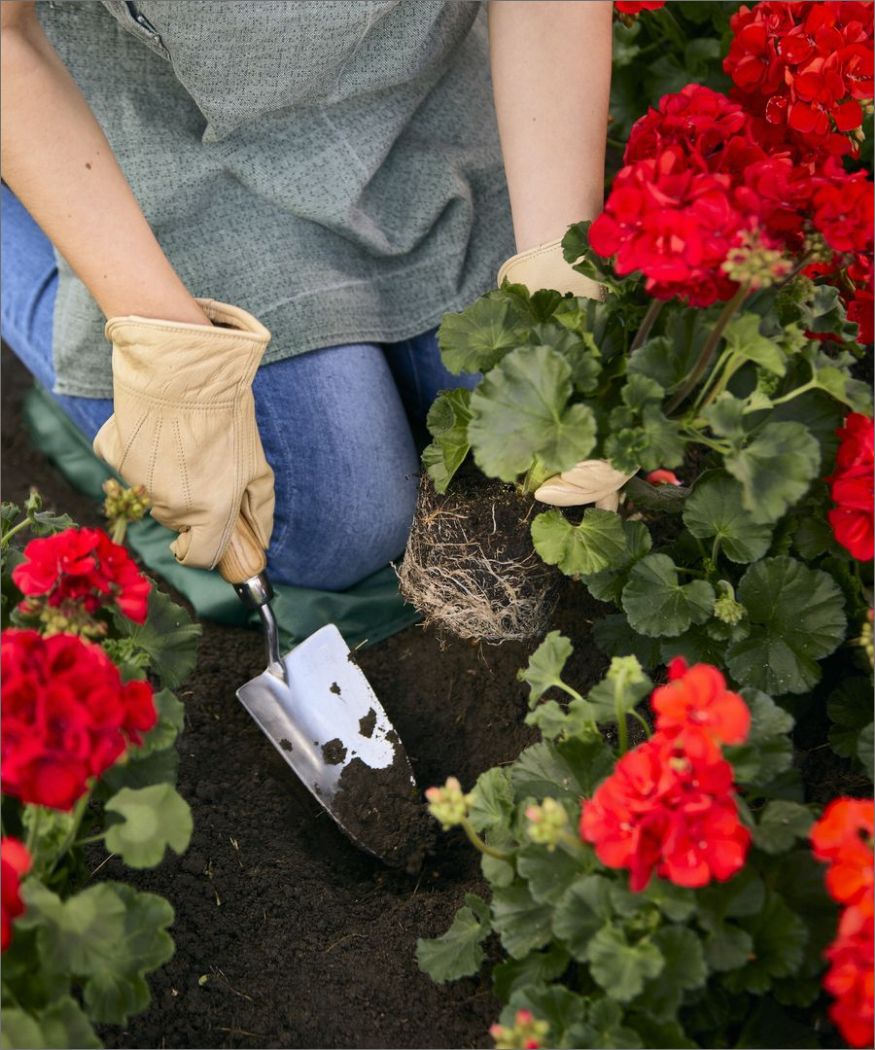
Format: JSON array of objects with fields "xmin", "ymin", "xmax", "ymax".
[
  {"xmin": 172, "ymin": 417, "xmax": 193, "ymax": 514},
  {"xmin": 113, "ymin": 410, "xmax": 150, "ymax": 476},
  {"xmin": 112, "ymin": 381, "xmax": 240, "ymax": 410}
]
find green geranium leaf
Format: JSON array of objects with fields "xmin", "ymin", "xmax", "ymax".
[
  {"xmin": 115, "ymin": 588, "xmax": 201, "ymax": 689},
  {"xmin": 736, "ymin": 998, "xmax": 820, "ymax": 1050},
  {"xmin": 552, "ymin": 875, "xmax": 612, "ymax": 961},
  {"xmin": 682, "ymin": 473, "xmax": 773, "ymax": 564},
  {"xmin": 586, "ymin": 925, "xmax": 664, "ymax": 1003},
  {"xmin": 638, "ymin": 926, "xmax": 707, "ymax": 1023},
  {"xmin": 502, "ymin": 985, "xmax": 590, "ymax": 1050},
  {"xmin": 134, "ymin": 688, "xmax": 185, "ymax": 758},
  {"xmin": 492, "ymin": 882, "xmax": 554, "ymax": 960},
  {"xmin": 528, "ymin": 323, "xmax": 602, "ymax": 395},
  {"xmin": 704, "ymin": 393, "xmax": 747, "ymax": 440},
  {"xmin": 593, "ymin": 613, "xmax": 663, "ymax": 670},
  {"xmin": 19, "ymin": 881, "xmax": 127, "ymax": 974},
  {"xmin": 468, "ymin": 346, "xmax": 596, "ymax": 481},
  {"xmin": 21, "ymin": 806, "xmax": 76, "ymax": 873},
  {"xmin": 101, "ymin": 744, "xmax": 179, "ymax": 793},
  {"xmin": 526, "ymin": 700, "xmax": 572, "ymax": 740},
  {"xmin": 492, "ymin": 945, "xmax": 571, "ymax": 1002},
  {"xmin": 437, "ymin": 294, "xmax": 524, "ymax": 375},
  {"xmin": 724, "ymin": 422, "xmax": 820, "ymax": 524},
  {"xmin": 467, "ymin": 767, "xmax": 514, "ymax": 834},
  {"xmin": 518, "ymin": 843, "xmax": 583, "ymax": 906},
  {"xmin": 754, "ymin": 801, "xmax": 814, "ymax": 854},
  {"xmin": 422, "ymin": 388, "xmax": 472, "ymax": 493},
  {"xmin": 0, "ymin": 999, "xmax": 101, "ymax": 1050},
  {"xmin": 532, "ymin": 508, "xmax": 627, "ymax": 577},
  {"xmin": 583, "ymin": 520, "xmax": 654, "ymax": 604},
  {"xmin": 726, "ymin": 688, "xmax": 795, "ymax": 788},
  {"xmin": 724, "ymin": 314, "xmax": 786, "ymax": 376},
  {"xmin": 704, "ymin": 922, "xmax": 754, "ymax": 972},
  {"xmin": 518, "ymin": 630, "xmax": 574, "ymax": 706},
  {"xmin": 81, "ymin": 884, "xmax": 176, "ymax": 1025},
  {"xmin": 828, "ymin": 678, "xmax": 875, "ymax": 759},
  {"xmin": 416, "ymin": 896, "xmax": 491, "ymax": 983},
  {"xmin": 105, "ymin": 784, "xmax": 193, "ymax": 868},
  {"xmin": 581, "ymin": 656, "xmax": 651, "ymax": 725},
  {"xmin": 859, "ymin": 723, "xmax": 874, "ymax": 781},
  {"xmin": 575, "ymin": 998, "xmax": 644, "ymax": 1050},
  {"xmin": 622, "ymin": 554, "xmax": 715, "ymax": 638},
  {"xmin": 726, "ymin": 557, "xmax": 847, "ymax": 694},
  {"xmin": 723, "ymin": 892, "xmax": 808, "ymax": 994},
  {"xmin": 510, "ymin": 742, "xmax": 582, "ymax": 800}
]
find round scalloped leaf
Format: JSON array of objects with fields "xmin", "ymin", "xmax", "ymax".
[
  {"xmin": 621, "ymin": 554, "xmax": 715, "ymax": 638},
  {"xmin": 726, "ymin": 557, "xmax": 846, "ymax": 695},
  {"xmin": 682, "ymin": 473, "xmax": 773, "ymax": 563}
]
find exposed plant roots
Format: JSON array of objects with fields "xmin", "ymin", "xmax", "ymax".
[{"xmin": 397, "ymin": 472, "xmax": 560, "ymax": 643}]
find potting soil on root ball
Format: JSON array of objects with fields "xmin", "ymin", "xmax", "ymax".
[{"xmin": 397, "ymin": 470, "xmax": 561, "ymax": 644}]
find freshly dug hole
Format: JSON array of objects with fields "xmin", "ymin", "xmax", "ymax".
[{"xmin": 397, "ymin": 470, "xmax": 561, "ymax": 643}]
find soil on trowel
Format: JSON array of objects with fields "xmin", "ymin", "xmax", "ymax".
[
  {"xmin": 331, "ymin": 744, "xmax": 435, "ymax": 875},
  {"xmin": 320, "ymin": 738, "xmax": 348, "ymax": 765},
  {"xmin": 358, "ymin": 708, "xmax": 377, "ymax": 738},
  {"xmin": 1, "ymin": 345, "xmax": 612, "ymax": 1050}
]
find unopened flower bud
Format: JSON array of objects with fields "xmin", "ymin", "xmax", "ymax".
[
  {"xmin": 525, "ymin": 797, "xmax": 569, "ymax": 851},
  {"xmin": 714, "ymin": 582, "xmax": 746, "ymax": 626},
  {"xmin": 425, "ymin": 777, "xmax": 471, "ymax": 830},
  {"xmin": 102, "ymin": 479, "xmax": 151, "ymax": 528},
  {"xmin": 490, "ymin": 1010, "xmax": 550, "ymax": 1050},
  {"xmin": 607, "ymin": 655, "xmax": 646, "ymax": 686},
  {"xmin": 859, "ymin": 609, "xmax": 874, "ymax": 670},
  {"xmin": 721, "ymin": 228, "xmax": 793, "ymax": 290}
]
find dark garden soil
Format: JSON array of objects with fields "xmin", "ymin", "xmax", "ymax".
[{"xmin": 1, "ymin": 347, "xmax": 611, "ymax": 1050}]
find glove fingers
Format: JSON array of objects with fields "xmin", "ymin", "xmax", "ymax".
[
  {"xmin": 93, "ymin": 416, "xmax": 121, "ymax": 468},
  {"xmin": 240, "ymin": 459, "xmax": 276, "ymax": 553},
  {"xmin": 170, "ymin": 523, "xmax": 226, "ymax": 569}
]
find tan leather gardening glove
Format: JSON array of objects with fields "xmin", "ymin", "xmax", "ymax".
[
  {"xmin": 497, "ymin": 236, "xmax": 605, "ymax": 299},
  {"xmin": 93, "ymin": 298, "xmax": 274, "ymax": 570}
]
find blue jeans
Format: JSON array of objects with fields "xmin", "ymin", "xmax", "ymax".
[{"xmin": 1, "ymin": 185, "xmax": 476, "ymax": 590}]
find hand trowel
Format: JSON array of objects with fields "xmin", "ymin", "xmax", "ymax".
[{"xmin": 217, "ymin": 519, "xmax": 427, "ymax": 870}]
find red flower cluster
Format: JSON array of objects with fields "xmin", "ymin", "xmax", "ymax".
[
  {"xmin": 725, "ymin": 2, "xmax": 874, "ymax": 160},
  {"xmin": 1, "ymin": 837, "xmax": 31, "ymax": 953},
  {"xmin": 1, "ymin": 629, "xmax": 156, "ymax": 810},
  {"xmin": 811, "ymin": 799, "xmax": 874, "ymax": 1048},
  {"xmin": 590, "ymin": 83, "xmax": 873, "ymax": 306},
  {"xmin": 580, "ymin": 659, "xmax": 751, "ymax": 891},
  {"xmin": 828, "ymin": 413, "xmax": 874, "ymax": 562},
  {"xmin": 12, "ymin": 527, "xmax": 151, "ymax": 628},
  {"xmin": 615, "ymin": 1, "xmax": 666, "ymax": 13}
]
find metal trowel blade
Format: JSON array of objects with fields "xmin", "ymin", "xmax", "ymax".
[{"xmin": 236, "ymin": 624, "xmax": 416, "ymax": 858}]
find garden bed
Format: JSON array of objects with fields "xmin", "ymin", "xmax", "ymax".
[{"xmin": 1, "ymin": 345, "xmax": 610, "ymax": 1050}]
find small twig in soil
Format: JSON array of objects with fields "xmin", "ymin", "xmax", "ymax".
[{"xmin": 217, "ymin": 1028, "xmax": 266, "ymax": 1041}]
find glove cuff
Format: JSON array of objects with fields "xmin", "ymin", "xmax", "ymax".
[{"xmin": 497, "ymin": 237, "xmax": 604, "ymax": 300}]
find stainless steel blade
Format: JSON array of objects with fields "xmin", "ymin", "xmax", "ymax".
[{"xmin": 237, "ymin": 624, "xmax": 417, "ymax": 856}]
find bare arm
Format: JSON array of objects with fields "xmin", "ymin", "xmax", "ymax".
[
  {"xmin": 0, "ymin": 1, "xmax": 209, "ymax": 324},
  {"xmin": 487, "ymin": 0, "xmax": 613, "ymax": 254}
]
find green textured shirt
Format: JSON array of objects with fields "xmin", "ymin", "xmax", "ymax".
[{"xmin": 36, "ymin": 0, "xmax": 515, "ymax": 397}]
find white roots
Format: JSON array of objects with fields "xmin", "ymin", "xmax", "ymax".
[{"xmin": 396, "ymin": 479, "xmax": 559, "ymax": 643}]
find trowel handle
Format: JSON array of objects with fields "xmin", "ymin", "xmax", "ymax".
[{"xmin": 218, "ymin": 517, "xmax": 267, "ymax": 586}]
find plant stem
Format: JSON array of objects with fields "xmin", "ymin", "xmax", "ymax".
[
  {"xmin": 711, "ymin": 535, "xmax": 722, "ymax": 567},
  {"xmin": 460, "ymin": 818, "xmax": 512, "ymax": 862},
  {"xmin": 556, "ymin": 680, "xmax": 587, "ymax": 705},
  {"xmin": 110, "ymin": 519, "xmax": 128, "ymax": 545},
  {"xmin": 666, "ymin": 284, "xmax": 750, "ymax": 414},
  {"xmin": 0, "ymin": 518, "xmax": 31, "ymax": 549},
  {"xmin": 630, "ymin": 709, "xmax": 651, "ymax": 739},
  {"xmin": 768, "ymin": 379, "xmax": 818, "ymax": 407},
  {"xmin": 629, "ymin": 299, "xmax": 664, "ymax": 354},
  {"xmin": 73, "ymin": 833, "xmax": 106, "ymax": 847},
  {"xmin": 614, "ymin": 675, "xmax": 629, "ymax": 756}
]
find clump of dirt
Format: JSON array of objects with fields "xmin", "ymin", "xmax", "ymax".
[
  {"xmin": 397, "ymin": 470, "xmax": 561, "ymax": 644},
  {"xmin": 331, "ymin": 745, "xmax": 435, "ymax": 875},
  {"xmin": 358, "ymin": 709, "xmax": 377, "ymax": 738},
  {"xmin": 321, "ymin": 738, "xmax": 347, "ymax": 765}
]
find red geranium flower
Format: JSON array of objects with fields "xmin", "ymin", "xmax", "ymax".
[
  {"xmin": 827, "ymin": 414, "xmax": 874, "ymax": 562},
  {"xmin": 12, "ymin": 527, "xmax": 151, "ymax": 627},
  {"xmin": 811, "ymin": 798, "xmax": 874, "ymax": 916},
  {"xmin": 652, "ymin": 657, "xmax": 751, "ymax": 760},
  {"xmin": 580, "ymin": 733, "xmax": 751, "ymax": 891},
  {"xmin": 615, "ymin": 1, "xmax": 665, "ymax": 13},
  {"xmin": 725, "ymin": 2, "xmax": 874, "ymax": 161},
  {"xmin": 824, "ymin": 903, "xmax": 875, "ymax": 1048},
  {"xmin": 1, "ymin": 629, "xmax": 157, "ymax": 810},
  {"xmin": 1, "ymin": 838, "xmax": 31, "ymax": 952},
  {"xmin": 645, "ymin": 469, "xmax": 682, "ymax": 486}
]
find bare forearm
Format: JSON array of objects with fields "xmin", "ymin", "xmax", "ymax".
[
  {"xmin": 0, "ymin": 8, "xmax": 208, "ymax": 324},
  {"xmin": 487, "ymin": 0, "xmax": 613, "ymax": 253}
]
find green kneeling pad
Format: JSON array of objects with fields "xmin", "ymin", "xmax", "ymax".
[{"xmin": 23, "ymin": 384, "xmax": 420, "ymax": 652}]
